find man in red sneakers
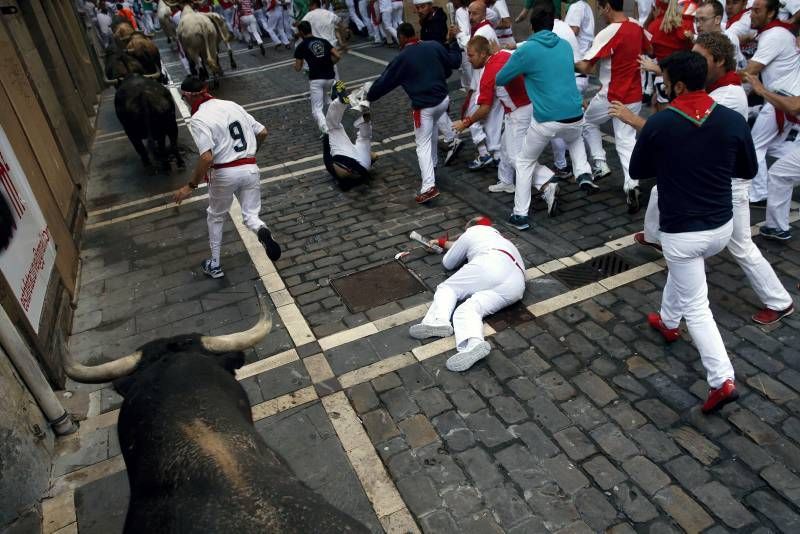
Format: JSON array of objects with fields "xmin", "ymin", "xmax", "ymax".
[{"xmin": 629, "ymin": 51, "xmax": 758, "ymax": 413}]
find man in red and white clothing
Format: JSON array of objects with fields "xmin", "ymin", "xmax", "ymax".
[
  {"xmin": 725, "ymin": 0, "xmax": 756, "ymax": 54},
  {"xmin": 739, "ymin": 0, "xmax": 800, "ymax": 205},
  {"xmin": 237, "ymin": 0, "xmax": 266, "ymax": 54},
  {"xmin": 487, "ymin": 0, "xmax": 516, "ymax": 48},
  {"xmin": 173, "ymin": 77, "xmax": 281, "ymax": 279},
  {"xmin": 576, "ymin": 0, "xmax": 652, "ymax": 214},
  {"xmin": 453, "ymin": 36, "xmax": 554, "ymax": 193},
  {"xmin": 461, "ymin": 1, "xmax": 503, "ymax": 170}
]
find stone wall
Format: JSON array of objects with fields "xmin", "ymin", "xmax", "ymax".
[{"xmin": 0, "ymin": 344, "xmax": 54, "ymax": 533}]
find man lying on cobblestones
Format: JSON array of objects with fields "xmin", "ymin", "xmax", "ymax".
[
  {"xmin": 409, "ymin": 216, "xmax": 525, "ymax": 372},
  {"xmin": 321, "ymin": 80, "xmax": 376, "ymax": 189},
  {"xmin": 366, "ymin": 22, "xmax": 462, "ymax": 204},
  {"xmin": 173, "ymin": 76, "xmax": 282, "ymax": 279},
  {"xmin": 611, "ymin": 32, "xmax": 795, "ymax": 327},
  {"xmin": 629, "ymin": 51, "xmax": 758, "ymax": 413}
]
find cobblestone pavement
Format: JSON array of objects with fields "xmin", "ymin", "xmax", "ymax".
[{"xmin": 45, "ymin": 19, "xmax": 800, "ymax": 534}]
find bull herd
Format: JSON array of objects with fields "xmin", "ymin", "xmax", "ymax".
[{"xmin": 105, "ymin": 2, "xmax": 238, "ymax": 172}]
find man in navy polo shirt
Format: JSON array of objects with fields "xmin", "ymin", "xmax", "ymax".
[{"xmin": 629, "ymin": 51, "xmax": 758, "ymax": 414}]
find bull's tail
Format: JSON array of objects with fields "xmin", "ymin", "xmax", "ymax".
[{"xmin": 201, "ymin": 31, "xmax": 220, "ymax": 78}]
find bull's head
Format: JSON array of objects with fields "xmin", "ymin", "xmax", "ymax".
[
  {"xmin": 63, "ymin": 291, "xmax": 272, "ymax": 383},
  {"xmin": 103, "ymin": 50, "xmax": 162, "ymax": 86}
]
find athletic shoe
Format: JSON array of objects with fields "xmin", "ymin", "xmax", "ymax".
[
  {"xmin": 542, "ymin": 182, "xmax": 559, "ymax": 217},
  {"xmin": 701, "ymin": 379, "xmax": 739, "ymax": 414},
  {"xmin": 201, "ymin": 259, "xmax": 224, "ymax": 279},
  {"xmin": 750, "ymin": 199, "xmax": 767, "ymax": 209},
  {"xmin": 627, "ymin": 186, "xmax": 641, "ymax": 214},
  {"xmin": 330, "ymin": 80, "xmax": 350, "ymax": 104},
  {"xmin": 488, "ymin": 182, "xmax": 515, "ymax": 193},
  {"xmin": 446, "ymin": 341, "xmax": 492, "ymax": 372},
  {"xmin": 257, "ymin": 227, "xmax": 282, "ymax": 261},
  {"xmin": 647, "ymin": 312, "xmax": 680, "ymax": 342},
  {"xmin": 248, "ymin": 41, "xmax": 254, "ymax": 50},
  {"xmin": 409, "ymin": 323, "xmax": 454, "ymax": 339},
  {"xmin": 415, "ymin": 187, "xmax": 440, "ymax": 204},
  {"xmin": 508, "ymin": 214, "xmax": 530, "ymax": 230},
  {"xmin": 576, "ymin": 173, "xmax": 598, "ymax": 192},
  {"xmin": 443, "ymin": 138, "xmax": 463, "ymax": 166},
  {"xmin": 592, "ymin": 159, "xmax": 612, "ymax": 179},
  {"xmin": 260, "ymin": 43, "xmax": 266, "ymax": 55},
  {"xmin": 553, "ymin": 166, "xmax": 572, "ymax": 181},
  {"xmin": 348, "ymin": 86, "xmax": 366, "ymax": 110},
  {"xmin": 752, "ymin": 304, "xmax": 794, "ymax": 325},
  {"xmin": 634, "ymin": 232, "xmax": 662, "ymax": 252},
  {"xmin": 642, "ymin": 92, "xmax": 652, "ymax": 105},
  {"xmin": 492, "ymin": 157, "xmax": 500, "ymax": 168},
  {"xmin": 760, "ymin": 226, "xmax": 792, "ymax": 241},
  {"xmin": 467, "ymin": 154, "xmax": 494, "ymax": 170}
]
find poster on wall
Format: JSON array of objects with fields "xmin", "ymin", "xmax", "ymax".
[{"xmin": 0, "ymin": 124, "xmax": 56, "ymax": 333}]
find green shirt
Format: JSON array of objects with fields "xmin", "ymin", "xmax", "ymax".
[{"xmin": 524, "ymin": 0, "xmax": 563, "ymax": 17}]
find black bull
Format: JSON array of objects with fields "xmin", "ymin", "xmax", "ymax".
[{"xmin": 63, "ymin": 293, "xmax": 368, "ymax": 533}]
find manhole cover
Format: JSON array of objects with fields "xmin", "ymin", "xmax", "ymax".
[
  {"xmin": 330, "ymin": 261, "xmax": 428, "ymax": 313},
  {"xmin": 485, "ymin": 302, "xmax": 534, "ymax": 332},
  {"xmin": 550, "ymin": 252, "xmax": 633, "ymax": 289}
]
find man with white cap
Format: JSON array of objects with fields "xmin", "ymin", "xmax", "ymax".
[{"xmin": 409, "ymin": 216, "xmax": 526, "ymax": 372}]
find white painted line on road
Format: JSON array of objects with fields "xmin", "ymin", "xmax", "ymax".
[{"xmin": 348, "ymin": 50, "xmax": 389, "ymax": 66}]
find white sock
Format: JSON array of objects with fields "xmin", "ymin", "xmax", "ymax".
[{"xmin": 477, "ymin": 143, "xmax": 489, "ymax": 158}]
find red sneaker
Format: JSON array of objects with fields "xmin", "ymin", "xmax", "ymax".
[
  {"xmin": 701, "ymin": 379, "xmax": 739, "ymax": 414},
  {"xmin": 647, "ymin": 312, "xmax": 681, "ymax": 342},
  {"xmin": 415, "ymin": 187, "xmax": 440, "ymax": 204},
  {"xmin": 752, "ymin": 304, "xmax": 794, "ymax": 325},
  {"xmin": 634, "ymin": 232, "xmax": 662, "ymax": 252}
]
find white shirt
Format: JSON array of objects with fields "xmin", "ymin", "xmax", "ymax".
[
  {"xmin": 709, "ymin": 83, "xmax": 748, "ymax": 119},
  {"xmin": 780, "ymin": 0, "xmax": 799, "ymax": 19},
  {"xmin": 455, "ymin": 7, "xmax": 471, "ymax": 49},
  {"xmin": 302, "ymin": 8, "xmax": 340, "ymax": 47},
  {"xmin": 727, "ymin": 10, "xmax": 756, "ymax": 42},
  {"xmin": 442, "ymin": 225, "xmax": 525, "ymax": 271},
  {"xmin": 189, "ymin": 99, "xmax": 265, "ymax": 164},
  {"xmin": 470, "ymin": 23, "xmax": 499, "ymax": 90},
  {"xmin": 489, "ymin": 0, "xmax": 513, "ymax": 39},
  {"xmin": 564, "ymin": 0, "xmax": 594, "ymax": 57},
  {"xmin": 553, "ymin": 19, "xmax": 581, "ymax": 64},
  {"xmin": 636, "ymin": 0, "xmax": 654, "ymax": 25},
  {"xmin": 722, "ymin": 28, "xmax": 748, "ymax": 70},
  {"xmin": 97, "ymin": 12, "xmax": 113, "ymax": 35},
  {"xmin": 752, "ymin": 26, "xmax": 800, "ymax": 94}
]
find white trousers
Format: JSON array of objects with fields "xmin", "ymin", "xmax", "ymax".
[
  {"xmin": 142, "ymin": 11, "xmax": 157, "ymax": 34},
  {"xmin": 222, "ymin": 6, "xmax": 241, "ymax": 39},
  {"xmin": 750, "ymin": 103, "xmax": 781, "ymax": 202},
  {"xmin": 460, "ymin": 52, "xmax": 472, "ymax": 91},
  {"xmin": 584, "ymin": 94, "xmax": 641, "ymax": 192},
  {"xmin": 468, "ymin": 92, "xmax": 503, "ymax": 154},
  {"xmin": 310, "ymin": 78, "xmax": 334, "ymax": 133},
  {"xmin": 498, "ymin": 105, "xmax": 534, "ymax": 185},
  {"xmin": 660, "ymin": 220, "xmax": 734, "ymax": 389},
  {"xmin": 391, "ymin": 1, "xmax": 403, "ymax": 26},
  {"xmin": 645, "ymin": 182, "xmax": 793, "ymax": 311},
  {"xmin": 513, "ymin": 117, "xmax": 591, "ymax": 216},
  {"xmin": 766, "ymin": 145, "xmax": 800, "ymax": 232},
  {"xmin": 437, "ymin": 112, "xmax": 455, "ymax": 144},
  {"xmin": 327, "ymin": 98, "xmax": 373, "ymax": 169},
  {"xmin": 380, "ymin": 9, "xmax": 397, "ymax": 43},
  {"xmin": 346, "ymin": 0, "xmax": 366, "ymax": 30},
  {"xmin": 551, "ymin": 76, "xmax": 589, "ymax": 169},
  {"xmin": 414, "ymin": 96, "xmax": 450, "ymax": 193},
  {"xmin": 207, "ymin": 165, "xmax": 265, "ymax": 264},
  {"xmin": 422, "ymin": 251, "xmax": 525, "ymax": 351},
  {"xmin": 265, "ymin": 9, "xmax": 290, "ymax": 44},
  {"xmin": 239, "ymin": 14, "xmax": 263, "ymax": 44}
]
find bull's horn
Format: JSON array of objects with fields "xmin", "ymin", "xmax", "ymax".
[
  {"xmin": 62, "ymin": 349, "xmax": 142, "ymax": 384},
  {"xmin": 200, "ymin": 290, "xmax": 272, "ymax": 352}
]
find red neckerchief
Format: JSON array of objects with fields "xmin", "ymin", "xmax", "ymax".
[
  {"xmin": 706, "ymin": 70, "xmax": 741, "ymax": 93},
  {"xmin": 183, "ymin": 90, "xmax": 214, "ymax": 115},
  {"xmin": 471, "ymin": 19, "xmax": 492, "ymax": 36},
  {"xmin": 401, "ymin": 38, "xmax": 421, "ymax": 49},
  {"xmin": 725, "ymin": 8, "xmax": 750, "ymax": 29},
  {"xmin": 667, "ymin": 90, "xmax": 716, "ymax": 126},
  {"xmin": 756, "ymin": 18, "xmax": 798, "ymax": 35}
]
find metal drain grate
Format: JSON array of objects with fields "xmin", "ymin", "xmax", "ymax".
[
  {"xmin": 330, "ymin": 261, "xmax": 428, "ymax": 313},
  {"xmin": 550, "ymin": 251, "xmax": 633, "ymax": 289}
]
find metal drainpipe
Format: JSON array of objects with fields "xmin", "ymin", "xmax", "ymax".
[{"xmin": 0, "ymin": 305, "xmax": 77, "ymax": 436}]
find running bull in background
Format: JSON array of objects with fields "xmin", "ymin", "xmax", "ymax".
[{"xmin": 62, "ymin": 292, "xmax": 367, "ymax": 534}]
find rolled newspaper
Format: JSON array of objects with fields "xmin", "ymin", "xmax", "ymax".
[
  {"xmin": 446, "ymin": 2, "xmax": 455, "ymax": 26},
  {"xmin": 409, "ymin": 231, "xmax": 443, "ymax": 254}
]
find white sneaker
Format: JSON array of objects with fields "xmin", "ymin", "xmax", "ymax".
[
  {"xmin": 592, "ymin": 159, "xmax": 612, "ymax": 179},
  {"xmin": 409, "ymin": 323, "xmax": 454, "ymax": 339},
  {"xmin": 542, "ymin": 182, "xmax": 559, "ymax": 217},
  {"xmin": 488, "ymin": 182, "xmax": 515, "ymax": 193},
  {"xmin": 446, "ymin": 341, "xmax": 491, "ymax": 372}
]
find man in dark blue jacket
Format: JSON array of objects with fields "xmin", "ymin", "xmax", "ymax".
[
  {"xmin": 629, "ymin": 51, "xmax": 758, "ymax": 414},
  {"xmin": 366, "ymin": 22, "xmax": 462, "ymax": 203}
]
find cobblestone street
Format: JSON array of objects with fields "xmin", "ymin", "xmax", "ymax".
[{"xmin": 44, "ymin": 22, "xmax": 800, "ymax": 534}]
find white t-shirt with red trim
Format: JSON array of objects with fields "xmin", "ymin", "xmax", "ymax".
[
  {"xmin": 476, "ymin": 49, "xmax": 530, "ymax": 113},
  {"xmin": 752, "ymin": 26, "xmax": 800, "ymax": 95},
  {"xmin": 470, "ymin": 22, "xmax": 499, "ymax": 91},
  {"xmin": 584, "ymin": 19, "xmax": 651, "ymax": 104},
  {"xmin": 190, "ymin": 99, "xmax": 264, "ymax": 165},
  {"xmin": 489, "ymin": 0, "xmax": 513, "ymax": 41}
]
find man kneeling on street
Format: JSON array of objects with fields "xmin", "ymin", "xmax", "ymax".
[
  {"xmin": 322, "ymin": 81, "xmax": 376, "ymax": 189},
  {"xmin": 409, "ymin": 217, "xmax": 526, "ymax": 372}
]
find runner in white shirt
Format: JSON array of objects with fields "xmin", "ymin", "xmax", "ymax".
[
  {"xmin": 173, "ymin": 77, "xmax": 281, "ymax": 279},
  {"xmin": 564, "ymin": 0, "xmax": 595, "ymax": 57},
  {"xmin": 636, "ymin": 0, "xmax": 655, "ymax": 25},
  {"xmin": 453, "ymin": 0, "xmax": 473, "ymax": 89},
  {"xmin": 612, "ymin": 32, "xmax": 794, "ymax": 326},
  {"xmin": 694, "ymin": 1, "xmax": 746, "ymax": 69},
  {"xmin": 488, "ymin": 0, "xmax": 516, "ymax": 47},
  {"xmin": 409, "ymin": 217, "xmax": 526, "ymax": 372},
  {"xmin": 740, "ymin": 0, "xmax": 800, "ymax": 203},
  {"xmin": 377, "ymin": 0, "xmax": 399, "ymax": 44},
  {"xmin": 302, "ymin": 0, "xmax": 347, "ymax": 49}
]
